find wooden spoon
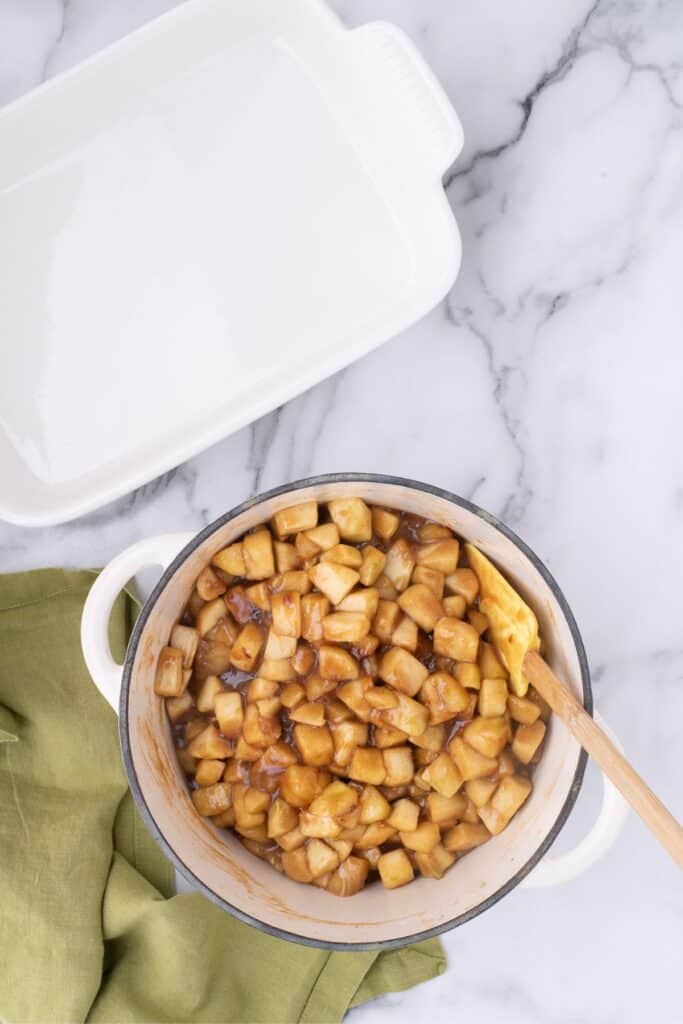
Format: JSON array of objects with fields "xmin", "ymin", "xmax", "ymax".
[{"xmin": 466, "ymin": 543, "xmax": 683, "ymax": 869}]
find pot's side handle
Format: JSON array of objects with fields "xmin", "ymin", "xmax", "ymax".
[
  {"xmin": 522, "ymin": 712, "xmax": 629, "ymax": 888},
  {"xmin": 81, "ymin": 533, "xmax": 194, "ymax": 714}
]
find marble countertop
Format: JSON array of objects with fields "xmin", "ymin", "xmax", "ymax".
[{"xmin": 2, "ymin": 1, "xmax": 682, "ymax": 1021}]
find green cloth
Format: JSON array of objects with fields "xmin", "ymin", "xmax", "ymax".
[{"xmin": 0, "ymin": 569, "xmax": 445, "ymax": 1023}]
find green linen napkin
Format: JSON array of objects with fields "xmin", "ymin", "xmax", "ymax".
[{"xmin": 0, "ymin": 569, "xmax": 445, "ymax": 1023}]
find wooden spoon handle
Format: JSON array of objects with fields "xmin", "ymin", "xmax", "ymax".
[{"xmin": 523, "ymin": 650, "xmax": 683, "ymax": 870}]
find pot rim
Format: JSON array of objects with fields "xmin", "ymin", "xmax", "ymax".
[{"xmin": 120, "ymin": 472, "xmax": 591, "ymax": 951}]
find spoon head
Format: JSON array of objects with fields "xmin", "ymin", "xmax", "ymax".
[{"xmin": 465, "ymin": 544, "xmax": 540, "ymax": 695}]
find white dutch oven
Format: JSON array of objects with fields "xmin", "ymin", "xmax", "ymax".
[{"xmin": 81, "ymin": 474, "xmax": 627, "ymax": 949}]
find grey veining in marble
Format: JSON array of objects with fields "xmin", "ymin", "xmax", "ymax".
[{"xmin": 1, "ymin": 1, "xmax": 682, "ymax": 1021}]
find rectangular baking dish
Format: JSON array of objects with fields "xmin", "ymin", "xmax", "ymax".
[{"xmin": 0, "ymin": 0, "xmax": 462, "ymax": 525}]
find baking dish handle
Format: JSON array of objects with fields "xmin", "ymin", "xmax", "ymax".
[
  {"xmin": 521, "ymin": 712, "xmax": 629, "ymax": 887},
  {"xmin": 81, "ymin": 533, "xmax": 194, "ymax": 713}
]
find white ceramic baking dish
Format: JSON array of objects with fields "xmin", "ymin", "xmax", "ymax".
[
  {"xmin": 0, "ymin": 0, "xmax": 462, "ymax": 526},
  {"xmin": 81, "ymin": 474, "xmax": 628, "ymax": 948}
]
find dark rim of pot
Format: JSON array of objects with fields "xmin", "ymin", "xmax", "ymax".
[{"xmin": 120, "ymin": 472, "xmax": 591, "ymax": 952}]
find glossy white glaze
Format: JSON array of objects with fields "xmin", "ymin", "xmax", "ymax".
[{"xmin": 1, "ymin": 0, "xmax": 682, "ymax": 1019}]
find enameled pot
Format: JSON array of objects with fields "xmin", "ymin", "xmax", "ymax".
[{"xmin": 81, "ymin": 474, "xmax": 627, "ymax": 949}]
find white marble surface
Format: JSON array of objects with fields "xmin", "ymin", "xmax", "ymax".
[{"xmin": 1, "ymin": 1, "xmax": 682, "ymax": 1021}]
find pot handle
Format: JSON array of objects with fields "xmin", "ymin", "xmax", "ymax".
[
  {"xmin": 81, "ymin": 533, "xmax": 194, "ymax": 713},
  {"xmin": 521, "ymin": 712, "xmax": 629, "ymax": 887}
]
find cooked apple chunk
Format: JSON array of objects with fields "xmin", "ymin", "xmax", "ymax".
[
  {"xmin": 282, "ymin": 847, "xmax": 314, "ymax": 883},
  {"xmin": 196, "ymin": 597, "xmax": 228, "ymax": 638},
  {"xmin": 384, "ymin": 538, "xmax": 415, "ymax": 592},
  {"xmin": 463, "ymin": 716, "xmax": 509, "ymax": 759},
  {"xmin": 400, "ymin": 821, "xmax": 440, "ymax": 853},
  {"xmin": 170, "ymin": 624, "xmax": 200, "ymax": 668},
  {"xmin": 258, "ymin": 657, "xmax": 296, "ymax": 682},
  {"xmin": 229, "ymin": 623, "xmax": 265, "ymax": 672},
  {"xmin": 378, "ymin": 849, "xmax": 414, "ymax": 889},
  {"xmin": 415, "ymin": 539, "xmax": 460, "ymax": 574},
  {"xmin": 478, "ymin": 677, "xmax": 508, "ymax": 718},
  {"xmin": 264, "ymin": 628, "xmax": 297, "ymax": 660},
  {"xmin": 272, "ymin": 501, "xmax": 318, "ymax": 538},
  {"xmin": 328, "ymin": 498, "xmax": 372, "ymax": 542},
  {"xmin": 211, "ymin": 542, "xmax": 246, "ymax": 576},
  {"xmin": 320, "ymin": 543, "xmax": 362, "ymax": 568},
  {"xmin": 382, "ymin": 746, "xmax": 414, "ymax": 786},
  {"xmin": 290, "ymin": 702, "xmax": 326, "ymax": 727},
  {"xmin": 294, "ymin": 724, "xmax": 334, "ymax": 766},
  {"xmin": 280, "ymin": 765, "xmax": 322, "ymax": 808},
  {"xmin": 306, "ymin": 839, "xmax": 340, "ymax": 878},
  {"xmin": 391, "ymin": 614, "xmax": 418, "ymax": 652},
  {"xmin": 195, "ymin": 566, "xmax": 227, "ymax": 602},
  {"xmin": 465, "ymin": 778, "xmax": 498, "ymax": 808},
  {"xmin": 398, "ymin": 583, "xmax": 443, "ymax": 632},
  {"xmin": 271, "ymin": 590, "xmax": 302, "ymax": 638},
  {"xmin": 308, "ymin": 562, "xmax": 359, "ymax": 605},
  {"xmin": 195, "ymin": 759, "xmax": 226, "ymax": 787},
  {"xmin": 434, "ymin": 617, "xmax": 480, "ymax": 662},
  {"xmin": 274, "ymin": 541, "xmax": 301, "ymax": 573},
  {"xmin": 508, "ymin": 694, "xmax": 541, "ymax": 725},
  {"xmin": 318, "ymin": 645, "xmax": 359, "ymax": 681},
  {"xmin": 478, "ymin": 641, "xmax": 507, "ymax": 679},
  {"xmin": 337, "ymin": 587, "xmax": 379, "ymax": 618},
  {"xmin": 154, "ymin": 646, "xmax": 187, "ymax": 697},
  {"xmin": 372, "ymin": 600, "xmax": 401, "ymax": 642},
  {"xmin": 332, "ymin": 720, "xmax": 369, "ymax": 766},
  {"xmin": 359, "ymin": 546, "xmax": 386, "ymax": 586},
  {"xmin": 192, "ymin": 782, "xmax": 233, "ymax": 817},
  {"xmin": 414, "ymin": 843, "xmax": 456, "ymax": 879},
  {"xmin": 426, "ymin": 792, "xmax": 466, "ymax": 827},
  {"xmin": 478, "ymin": 775, "xmax": 532, "ymax": 834},
  {"xmin": 512, "ymin": 720, "xmax": 546, "ymax": 764},
  {"xmin": 445, "ymin": 568, "xmax": 479, "ymax": 604},
  {"xmin": 420, "ymin": 753, "xmax": 463, "ymax": 798},
  {"xmin": 359, "ymin": 785, "xmax": 391, "ymax": 824},
  {"xmin": 214, "ymin": 691, "xmax": 244, "ymax": 737},
  {"xmin": 349, "ymin": 747, "xmax": 386, "ymax": 785},
  {"xmin": 301, "ymin": 593, "xmax": 329, "ymax": 645},
  {"xmin": 443, "ymin": 594, "xmax": 467, "ymax": 618},
  {"xmin": 165, "ymin": 690, "xmax": 193, "ymax": 722},
  {"xmin": 243, "ymin": 704, "xmax": 281, "ymax": 748},
  {"xmin": 443, "ymin": 822, "xmax": 491, "ymax": 852},
  {"xmin": 448, "ymin": 735, "xmax": 498, "ymax": 781},
  {"xmin": 243, "ymin": 529, "xmax": 275, "ymax": 580},
  {"xmin": 270, "ymin": 571, "xmax": 311, "ymax": 595},
  {"xmin": 187, "ymin": 724, "xmax": 233, "ymax": 760},
  {"xmin": 327, "ymin": 856, "xmax": 369, "ymax": 896},
  {"xmin": 378, "ymin": 647, "xmax": 429, "ymax": 696},
  {"xmin": 411, "ymin": 565, "xmax": 445, "ymax": 598},
  {"xmin": 379, "ymin": 693, "xmax": 430, "ymax": 737},
  {"xmin": 387, "ymin": 798, "xmax": 419, "ymax": 832},
  {"xmin": 371, "ymin": 506, "xmax": 400, "ymax": 541},
  {"xmin": 322, "ymin": 611, "xmax": 371, "ymax": 643},
  {"xmin": 337, "ymin": 678, "xmax": 372, "ymax": 721},
  {"xmin": 421, "ymin": 671, "xmax": 470, "ymax": 724}
]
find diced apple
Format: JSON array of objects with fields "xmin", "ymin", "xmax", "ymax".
[
  {"xmin": 318, "ymin": 645, "xmax": 359, "ymax": 680},
  {"xmin": 379, "ymin": 693, "xmax": 430, "ymax": 736},
  {"xmin": 332, "ymin": 719, "xmax": 368, "ymax": 766},
  {"xmin": 328, "ymin": 498, "xmax": 372, "ymax": 542},
  {"xmin": 243, "ymin": 529, "xmax": 275, "ymax": 580},
  {"xmin": 355, "ymin": 822, "xmax": 396, "ymax": 850},
  {"xmin": 374, "ymin": 725, "xmax": 409, "ymax": 749},
  {"xmin": 349, "ymin": 747, "xmax": 386, "ymax": 785},
  {"xmin": 399, "ymin": 822, "xmax": 440, "ymax": 853},
  {"xmin": 372, "ymin": 600, "xmax": 402, "ymax": 642},
  {"xmin": 463, "ymin": 716, "xmax": 509, "ymax": 758},
  {"xmin": 411, "ymin": 565, "xmax": 445, "ymax": 598},
  {"xmin": 420, "ymin": 753, "xmax": 463, "ymax": 798},
  {"xmin": 337, "ymin": 587, "xmax": 379, "ymax": 618},
  {"xmin": 272, "ymin": 501, "xmax": 318, "ymax": 538},
  {"xmin": 245, "ymin": 582, "xmax": 271, "ymax": 611},
  {"xmin": 282, "ymin": 847, "xmax": 314, "ymax": 883},
  {"xmin": 384, "ymin": 538, "xmax": 415, "ymax": 592},
  {"xmin": 294, "ymin": 724, "xmax": 334, "ymax": 766},
  {"xmin": 327, "ymin": 856, "xmax": 369, "ymax": 896},
  {"xmin": 213, "ymin": 690, "xmax": 243, "ymax": 738},
  {"xmin": 195, "ymin": 759, "xmax": 225, "ymax": 787},
  {"xmin": 414, "ymin": 843, "xmax": 456, "ymax": 879},
  {"xmin": 415, "ymin": 539, "xmax": 460, "ymax": 574},
  {"xmin": 304, "ymin": 523, "xmax": 340, "ymax": 552},
  {"xmin": 455, "ymin": 662, "xmax": 481, "ymax": 690},
  {"xmin": 398, "ymin": 583, "xmax": 444, "ymax": 632},
  {"xmin": 434, "ymin": 617, "xmax": 480, "ymax": 662},
  {"xmin": 512, "ymin": 721, "xmax": 546, "ymax": 764},
  {"xmin": 359, "ymin": 785, "xmax": 391, "ymax": 824},
  {"xmin": 387, "ymin": 798, "xmax": 419, "ymax": 831},
  {"xmin": 187, "ymin": 723, "xmax": 233, "ymax": 759},
  {"xmin": 270, "ymin": 570, "xmax": 312, "ymax": 595},
  {"xmin": 308, "ymin": 563, "xmax": 359, "ymax": 605},
  {"xmin": 319, "ymin": 543, "xmax": 362, "ymax": 568},
  {"xmin": 359, "ymin": 546, "xmax": 386, "ymax": 586},
  {"xmin": 257, "ymin": 657, "xmax": 295, "ymax": 682},
  {"xmin": 289, "ymin": 701, "xmax": 325, "ymax": 727},
  {"xmin": 426, "ymin": 792, "xmax": 466, "ymax": 827},
  {"xmin": 280, "ymin": 681, "xmax": 306, "ymax": 709},
  {"xmin": 391, "ymin": 614, "xmax": 418, "ymax": 652},
  {"xmin": 229, "ymin": 623, "xmax": 265, "ymax": 672},
  {"xmin": 212, "ymin": 543, "xmax": 246, "ymax": 576},
  {"xmin": 445, "ymin": 568, "xmax": 479, "ymax": 604},
  {"xmin": 465, "ymin": 778, "xmax": 498, "ymax": 808},
  {"xmin": 242, "ymin": 703, "xmax": 281, "ymax": 748},
  {"xmin": 378, "ymin": 647, "xmax": 429, "ymax": 696},
  {"xmin": 270, "ymin": 590, "xmax": 301, "ymax": 638},
  {"xmin": 322, "ymin": 611, "xmax": 371, "ymax": 643},
  {"xmin": 378, "ymin": 849, "xmax": 414, "ymax": 889},
  {"xmin": 478, "ymin": 641, "xmax": 507, "ymax": 679},
  {"xmin": 478, "ymin": 775, "xmax": 532, "ymax": 834},
  {"xmin": 478, "ymin": 678, "xmax": 508, "ymax": 718},
  {"xmin": 264, "ymin": 628, "xmax": 297, "ymax": 660},
  {"xmin": 365, "ymin": 687, "xmax": 398, "ymax": 710},
  {"xmin": 508, "ymin": 694, "xmax": 541, "ymax": 725},
  {"xmin": 277, "ymin": 826, "xmax": 306, "ymax": 851},
  {"xmin": 280, "ymin": 765, "xmax": 322, "ymax": 808},
  {"xmin": 274, "ymin": 541, "xmax": 301, "ymax": 573},
  {"xmin": 371, "ymin": 506, "xmax": 400, "ymax": 541},
  {"xmin": 170, "ymin": 624, "xmax": 200, "ymax": 668},
  {"xmin": 192, "ymin": 782, "xmax": 233, "ymax": 816},
  {"xmin": 443, "ymin": 595, "xmax": 467, "ymax": 618},
  {"xmin": 382, "ymin": 746, "xmax": 415, "ymax": 786},
  {"xmin": 165, "ymin": 691, "xmax": 193, "ymax": 722},
  {"xmin": 307, "ymin": 839, "xmax": 340, "ymax": 877},
  {"xmin": 443, "ymin": 822, "xmax": 491, "ymax": 852},
  {"xmin": 301, "ymin": 593, "xmax": 330, "ymax": 645},
  {"xmin": 421, "ymin": 671, "xmax": 470, "ymax": 724},
  {"xmin": 448, "ymin": 735, "xmax": 498, "ymax": 781}
]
